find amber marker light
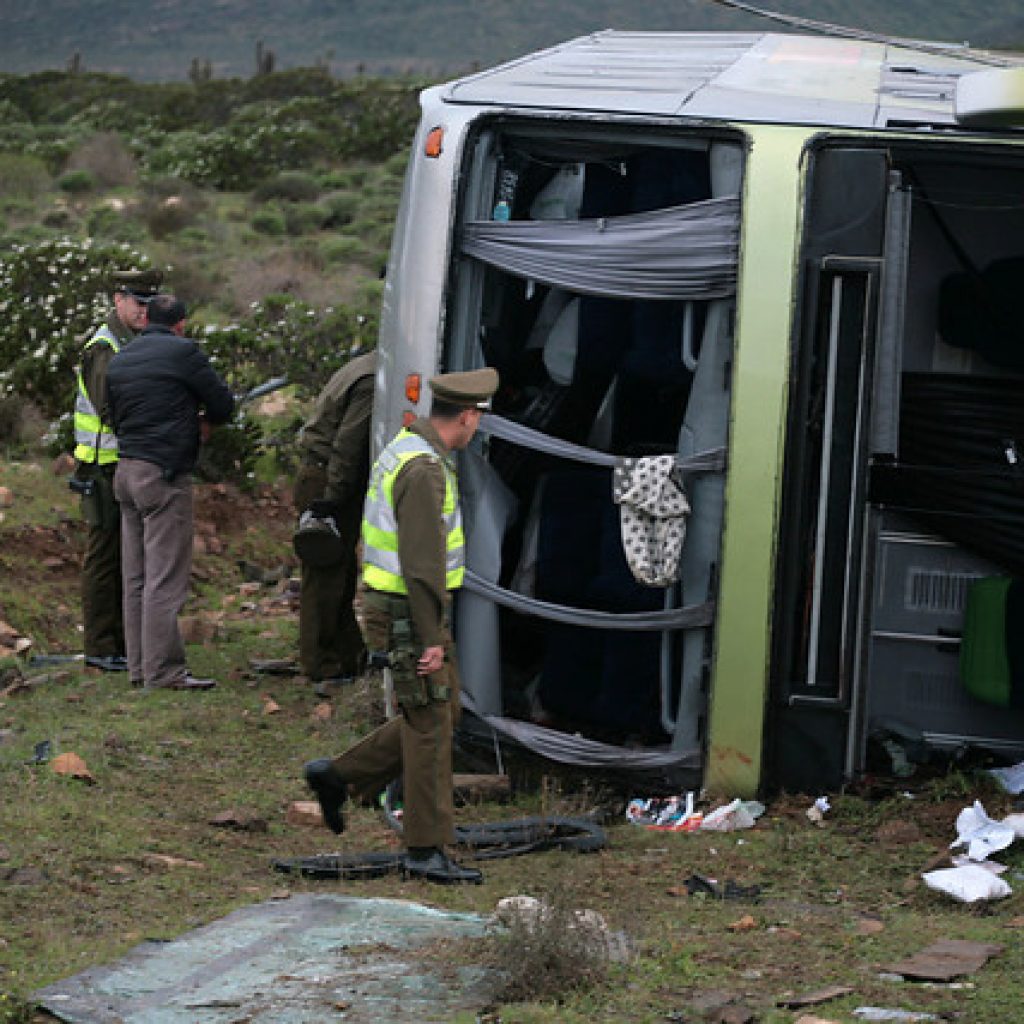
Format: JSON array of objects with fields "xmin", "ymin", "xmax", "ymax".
[
  {"xmin": 424, "ymin": 126, "xmax": 444, "ymax": 158},
  {"xmin": 405, "ymin": 373, "xmax": 422, "ymax": 404}
]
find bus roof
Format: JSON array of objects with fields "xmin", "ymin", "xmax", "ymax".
[{"xmin": 442, "ymin": 31, "xmax": 1023, "ymax": 132}]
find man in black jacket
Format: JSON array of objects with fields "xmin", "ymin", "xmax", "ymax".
[{"xmin": 107, "ymin": 295, "xmax": 234, "ymax": 691}]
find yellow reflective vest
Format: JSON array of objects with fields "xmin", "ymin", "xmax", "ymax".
[
  {"xmin": 73, "ymin": 326, "xmax": 120, "ymax": 465},
  {"xmin": 362, "ymin": 429, "xmax": 465, "ymax": 594}
]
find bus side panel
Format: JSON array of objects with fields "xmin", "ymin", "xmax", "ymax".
[{"xmin": 373, "ymin": 93, "xmax": 482, "ymax": 455}]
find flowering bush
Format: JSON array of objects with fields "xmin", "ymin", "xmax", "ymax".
[{"xmin": 0, "ymin": 238, "xmax": 153, "ymax": 418}]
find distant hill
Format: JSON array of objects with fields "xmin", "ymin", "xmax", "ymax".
[{"xmin": 1, "ymin": 0, "xmax": 1022, "ymax": 82}]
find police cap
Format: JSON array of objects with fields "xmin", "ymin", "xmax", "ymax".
[
  {"xmin": 111, "ymin": 268, "xmax": 163, "ymax": 302},
  {"xmin": 428, "ymin": 367, "xmax": 499, "ymax": 410}
]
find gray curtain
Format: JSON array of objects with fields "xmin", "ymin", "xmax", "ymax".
[{"xmin": 461, "ymin": 195, "xmax": 739, "ymax": 300}]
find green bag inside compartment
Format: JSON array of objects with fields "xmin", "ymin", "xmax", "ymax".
[{"xmin": 959, "ymin": 576, "xmax": 1011, "ymax": 708}]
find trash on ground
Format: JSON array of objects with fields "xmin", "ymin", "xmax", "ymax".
[
  {"xmin": 50, "ymin": 751, "xmax": 95, "ymax": 783},
  {"xmin": 951, "ymin": 800, "xmax": 1016, "ymax": 860},
  {"xmin": 701, "ymin": 798, "xmax": 766, "ymax": 831},
  {"xmin": 852, "ymin": 1008, "xmax": 938, "ymax": 1022},
  {"xmin": 806, "ymin": 796, "xmax": 830, "ymax": 825},
  {"xmin": 626, "ymin": 793, "xmax": 763, "ymax": 832},
  {"xmin": 922, "ymin": 864, "xmax": 1012, "ymax": 902},
  {"xmin": 988, "ymin": 759, "xmax": 1024, "ymax": 795},
  {"xmin": 884, "ymin": 938, "xmax": 1003, "ymax": 981},
  {"xmin": 683, "ymin": 873, "xmax": 762, "ymax": 900},
  {"xmin": 25, "ymin": 739, "xmax": 52, "ymax": 764},
  {"xmin": 777, "ymin": 985, "xmax": 854, "ymax": 1009}
]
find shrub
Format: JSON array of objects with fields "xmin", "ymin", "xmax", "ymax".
[
  {"xmin": 319, "ymin": 235, "xmax": 371, "ymax": 266},
  {"xmin": 0, "ymin": 153, "xmax": 50, "ymax": 198},
  {"xmin": 0, "ymin": 239, "xmax": 155, "ymax": 418},
  {"xmin": 41, "ymin": 206, "xmax": 76, "ymax": 229},
  {"xmin": 486, "ymin": 891, "xmax": 612, "ymax": 1003},
  {"xmin": 252, "ymin": 171, "xmax": 320, "ymax": 203},
  {"xmin": 57, "ymin": 168, "xmax": 94, "ymax": 193},
  {"xmin": 86, "ymin": 203, "xmax": 145, "ymax": 243},
  {"xmin": 251, "ymin": 207, "xmax": 286, "ymax": 235},
  {"xmin": 318, "ymin": 190, "xmax": 357, "ymax": 228},
  {"xmin": 283, "ymin": 202, "xmax": 327, "ymax": 236},
  {"xmin": 66, "ymin": 131, "xmax": 137, "ymax": 187}
]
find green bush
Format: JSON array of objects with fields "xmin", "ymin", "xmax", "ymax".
[
  {"xmin": 0, "ymin": 153, "xmax": 50, "ymax": 198},
  {"xmin": 283, "ymin": 202, "xmax": 327, "ymax": 236},
  {"xmin": 85, "ymin": 204, "xmax": 145, "ymax": 243},
  {"xmin": 319, "ymin": 235, "xmax": 370, "ymax": 265},
  {"xmin": 318, "ymin": 190, "xmax": 357, "ymax": 228},
  {"xmin": 251, "ymin": 206, "xmax": 286, "ymax": 235},
  {"xmin": 0, "ymin": 239, "xmax": 155, "ymax": 417},
  {"xmin": 57, "ymin": 168, "xmax": 95, "ymax": 193},
  {"xmin": 198, "ymin": 295, "xmax": 377, "ymax": 398},
  {"xmin": 252, "ymin": 171, "xmax": 320, "ymax": 203}
]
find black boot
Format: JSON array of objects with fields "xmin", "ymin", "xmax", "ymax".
[
  {"xmin": 403, "ymin": 847, "xmax": 483, "ymax": 885},
  {"xmin": 303, "ymin": 759, "xmax": 348, "ymax": 834}
]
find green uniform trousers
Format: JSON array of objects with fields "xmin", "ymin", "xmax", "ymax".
[
  {"xmin": 294, "ymin": 463, "xmax": 366, "ymax": 680},
  {"xmin": 331, "ymin": 591, "xmax": 460, "ymax": 850},
  {"xmin": 78, "ymin": 462, "xmax": 124, "ymax": 658}
]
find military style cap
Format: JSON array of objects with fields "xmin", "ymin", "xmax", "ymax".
[
  {"xmin": 111, "ymin": 268, "xmax": 163, "ymax": 301},
  {"xmin": 428, "ymin": 367, "xmax": 499, "ymax": 409}
]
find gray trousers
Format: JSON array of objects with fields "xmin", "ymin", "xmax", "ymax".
[{"xmin": 113, "ymin": 458, "xmax": 193, "ymax": 688}]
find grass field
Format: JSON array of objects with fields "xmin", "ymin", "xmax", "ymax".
[{"xmin": 2, "ymin": 459, "xmax": 1024, "ymax": 1023}]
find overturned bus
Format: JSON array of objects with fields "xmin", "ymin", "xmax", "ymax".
[{"xmin": 369, "ymin": 30, "xmax": 1024, "ymax": 797}]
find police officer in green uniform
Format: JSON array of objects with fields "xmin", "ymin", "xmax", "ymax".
[
  {"xmin": 303, "ymin": 367, "xmax": 499, "ymax": 885},
  {"xmin": 292, "ymin": 350, "xmax": 376, "ymax": 696},
  {"xmin": 72, "ymin": 268, "xmax": 162, "ymax": 672}
]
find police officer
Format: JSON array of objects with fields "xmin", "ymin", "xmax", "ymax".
[
  {"xmin": 292, "ymin": 350, "xmax": 376, "ymax": 697},
  {"xmin": 303, "ymin": 367, "xmax": 499, "ymax": 885},
  {"xmin": 72, "ymin": 268, "xmax": 162, "ymax": 672}
]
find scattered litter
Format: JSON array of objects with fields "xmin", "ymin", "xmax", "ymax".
[
  {"xmin": 988, "ymin": 759, "xmax": 1024, "ymax": 795},
  {"xmin": 806, "ymin": 796, "xmax": 830, "ymax": 825},
  {"xmin": 627, "ymin": 792, "xmax": 702, "ymax": 831},
  {"xmin": 683, "ymin": 874, "xmax": 761, "ymax": 900},
  {"xmin": 777, "ymin": 985, "xmax": 853, "ymax": 1009},
  {"xmin": 885, "ymin": 938, "xmax": 1003, "ymax": 981},
  {"xmin": 951, "ymin": 800, "xmax": 1015, "ymax": 861},
  {"xmin": 626, "ymin": 793, "xmax": 763, "ymax": 832},
  {"xmin": 25, "ymin": 739, "xmax": 52, "ymax": 764},
  {"xmin": 727, "ymin": 913, "xmax": 757, "ymax": 932},
  {"xmin": 853, "ymin": 1009, "xmax": 937, "ymax": 1022},
  {"xmin": 922, "ymin": 864, "xmax": 1011, "ymax": 903},
  {"xmin": 51, "ymin": 751, "xmax": 94, "ymax": 783},
  {"xmin": 261, "ymin": 695, "xmax": 282, "ymax": 715},
  {"xmin": 701, "ymin": 798, "xmax": 766, "ymax": 832}
]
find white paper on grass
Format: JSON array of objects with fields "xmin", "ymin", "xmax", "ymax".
[
  {"xmin": 988, "ymin": 760, "xmax": 1024, "ymax": 795},
  {"xmin": 921, "ymin": 864, "xmax": 1012, "ymax": 903},
  {"xmin": 950, "ymin": 800, "xmax": 1016, "ymax": 861}
]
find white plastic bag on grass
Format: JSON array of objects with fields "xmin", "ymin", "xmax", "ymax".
[{"xmin": 921, "ymin": 864, "xmax": 1011, "ymax": 903}]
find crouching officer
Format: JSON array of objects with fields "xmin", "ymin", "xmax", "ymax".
[
  {"xmin": 72, "ymin": 268, "xmax": 162, "ymax": 672},
  {"xmin": 303, "ymin": 367, "xmax": 499, "ymax": 884},
  {"xmin": 292, "ymin": 350, "xmax": 376, "ymax": 696}
]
